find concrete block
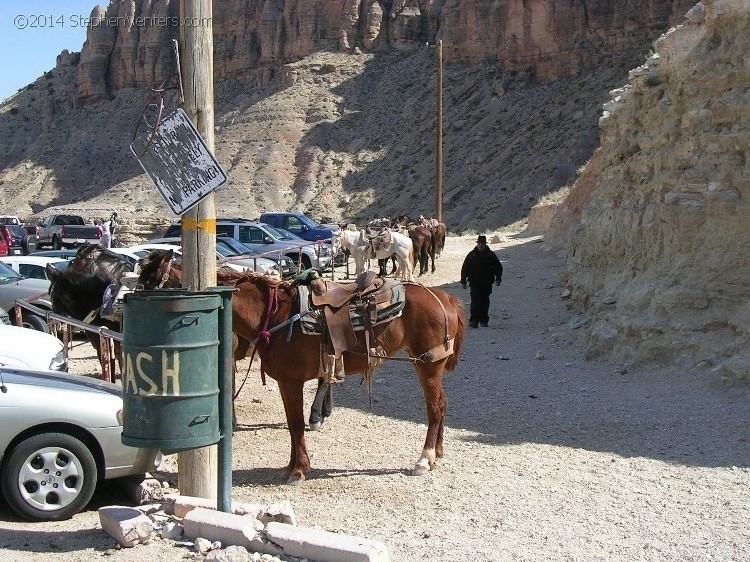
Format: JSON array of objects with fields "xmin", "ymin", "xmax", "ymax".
[
  {"xmin": 265, "ymin": 522, "xmax": 390, "ymax": 562},
  {"xmin": 99, "ymin": 505, "xmax": 154, "ymax": 547},
  {"xmin": 173, "ymin": 495, "xmax": 220, "ymax": 518},
  {"xmin": 183, "ymin": 508, "xmax": 283, "ymax": 557}
]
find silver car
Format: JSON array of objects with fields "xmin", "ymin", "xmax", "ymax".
[
  {"xmin": 0, "ymin": 368, "xmax": 161, "ymax": 521},
  {"xmin": 0, "ymin": 260, "xmax": 52, "ymax": 332}
]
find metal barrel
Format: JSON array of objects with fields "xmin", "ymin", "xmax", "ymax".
[{"xmin": 120, "ymin": 289, "xmax": 221, "ymax": 454}]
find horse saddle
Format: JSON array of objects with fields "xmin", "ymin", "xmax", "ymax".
[
  {"xmin": 298, "ymin": 270, "xmax": 405, "ymax": 359},
  {"xmin": 366, "ymin": 227, "xmax": 392, "ymax": 252},
  {"xmin": 100, "ymin": 272, "xmax": 140, "ymax": 321}
]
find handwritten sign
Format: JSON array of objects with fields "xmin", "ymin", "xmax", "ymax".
[
  {"xmin": 131, "ymin": 108, "xmax": 228, "ymax": 215},
  {"xmin": 122, "ymin": 349, "xmax": 181, "ymax": 396}
]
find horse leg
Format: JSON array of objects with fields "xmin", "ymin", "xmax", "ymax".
[
  {"xmin": 309, "ymin": 378, "xmax": 330, "ymax": 431},
  {"xmin": 436, "ymin": 387, "xmax": 447, "ymax": 459},
  {"xmin": 378, "ymin": 258, "xmax": 387, "ymax": 277},
  {"xmin": 390, "ymin": 255, "xmax": 397, "ymax": 275},
  {"xmin": 412, "ymin": 360, "xmax": 448, "ymax": 475},
  {"xmin": 278, "ymin": 379, "xmax": 310, "ymax": 484},
  {"xmin": 322, "ymin": 381, "xmax": 333, "ymax": 419}
]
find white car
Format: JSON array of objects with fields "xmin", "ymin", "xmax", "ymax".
[
  {"xmin": 1, "ymin": 255, "xmax": 71, "ymax": 280},
  {"xmin": 0, "ymin": 325, "xmax": 67, "ymax": 371}
]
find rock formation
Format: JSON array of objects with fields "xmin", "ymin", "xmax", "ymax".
[
  {"xmin": 74, "ymin": 0, "xmax": 695, "ymax": 102},
  {"xmin": 537, "ymin": 0, "xmax": 749, "ymax": 377}
]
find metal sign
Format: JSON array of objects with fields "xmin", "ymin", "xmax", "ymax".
[{"xmin": 131, "ymin": 108, "xmax": 228, "ymax": 215}]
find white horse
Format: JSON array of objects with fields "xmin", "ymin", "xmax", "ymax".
[
  {"xmin": 338, "ymin": 228, "xmax": 414, "ymax": 281},
  {"xmin": 338, "ymin": 228, "xmax": 370, "ymax": 277},
  {"xmin": 365, "ymin": 229, "xmax": 414, "ymax": 282}
]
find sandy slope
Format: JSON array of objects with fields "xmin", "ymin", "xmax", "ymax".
[{"xmin": 1, "ymin": 233, "xmax": 748, "ymax": 561}]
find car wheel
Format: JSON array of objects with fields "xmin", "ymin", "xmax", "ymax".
[
  {"xmin": 53, "ymin": 236, "xmax": 61, "ymax": 250},
  {"xmin": 1, "ymin": 432, "xmax": 98, "ymax": 521},
  {"xmin": 22, "ymin": 314, "xmax": 50, "ymax": 333}
]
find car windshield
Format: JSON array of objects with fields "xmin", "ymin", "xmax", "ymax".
[
  {"xmin": 215, "ymin": 243, "xmax": 239, "ymax": 258},
  {"xmin": 217, "ymin": 236, "xmax": 257, "ymax": 255},
  {"xmin": 0, "ymin": 261, "xmax": 24, "ymax": 283},
  {"xmin": 262, "ymin": 224, "xmax": 295, "ymax": 241},
  {"xmin": 7, "ymin": 225, "xmax": 27, "ymax": 237}
]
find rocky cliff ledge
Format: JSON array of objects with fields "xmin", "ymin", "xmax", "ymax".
[
  {"xmin": 76, "ymin": 0, "xmax": 694, "ymax": 102},
  {"xmin": 545, "ymin": 0, "xmax": 749, "ymax": 377}
]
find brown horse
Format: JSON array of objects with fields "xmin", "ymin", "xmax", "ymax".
[
  {"xmin": 143, "ymin": 256, "xmax": 466, "ymax": 484},
  {"xmin": 434, "ymin": 222, "xmax": 447, "ymax": 257},
  {"xmin": 409, "ymin": 225, "xmax": 435, "ymax": 275}
]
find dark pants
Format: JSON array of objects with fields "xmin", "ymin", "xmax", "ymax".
[{"xmin": 469, "ymin": 283, "xmax": 492, "ymax": 324}]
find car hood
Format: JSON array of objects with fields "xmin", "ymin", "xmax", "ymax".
[
  {"xmin": 0, "ymin": 277, "xmax": 50, "ymax": 294},
  {"xmin": 0, "ymin": 326, "xmax": 63, "ymax": 370},
  {"xmin": 0, "ymin": 367, "xmax": 121, "ymax": 397}
]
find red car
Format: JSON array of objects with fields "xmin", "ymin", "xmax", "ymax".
[{"xmin": 0, "ymin": 228, "xmax": 9, "ymax": 257}]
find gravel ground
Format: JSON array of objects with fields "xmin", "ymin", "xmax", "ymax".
[{"xmin": 1, "ymin": 233, "xmax": 748, "ymax": 561}]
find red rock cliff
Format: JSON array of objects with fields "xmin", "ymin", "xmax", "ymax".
[{"xmin": 76, "ymin": 0, "xmax": 695, "ymax": 102}]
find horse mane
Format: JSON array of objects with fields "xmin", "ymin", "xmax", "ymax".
[{"xmin": 51, "ymin": 268, "xmax": 110, "ymax": 294}]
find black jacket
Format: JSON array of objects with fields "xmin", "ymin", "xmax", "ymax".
[{"xmin": 460, "ymin": 247, "xmax": 503, "ymax": 286}]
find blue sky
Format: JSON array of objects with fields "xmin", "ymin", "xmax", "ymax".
[{"xmin": 0, "ymin": 1, "xmax": 97, "ymax": 101}]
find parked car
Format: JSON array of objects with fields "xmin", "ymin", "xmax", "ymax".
[
  {"xmin": 1, "ymin": 255, "xmax": 71, "ymax": 280},
  {"xmin": 0, "ymin": 325, "xmax": 67, "ymax": 371},
  {"xmin": 216, "ymin": 235, "xmax": 297, "ymax": 279},
  {"xmin": 1, "ymin": 224, "xmax": 31, "ymax": 255},
  {"xmin": 259, "ymin": 211, "xmax": 340, "ymax": 244},
  {"xmin": 148, "ymin": 236, "xmax": 294, "ymax": 278},
  {"xmin": 0, "ymin": 366, "xmax": 161, "ymax": 520},
  {"xmin": 0, "ymin": 215, "xmax": 22, "ymax": 226},
  {"xmin": 113, "ymin": 242, "xmax": 282, "ymax": 276},
  {"xmin": 30, "ymin": 249, "xmax": 83, "ymax": 259},
  {"xmin": 163, "ymin": 219, "xmax": 334, "ymax": 270},
  {"xmin": 0, "ymin": 261, "xmax": 51, "ymax": 332},
  {"xmin": 35, "ymin": 214, "xmax": 102, "ymax": 250}
]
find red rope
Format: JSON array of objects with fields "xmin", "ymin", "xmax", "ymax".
[{"xmin": 248, "ymin": 286, "xmax": 275, "ymax": 385}]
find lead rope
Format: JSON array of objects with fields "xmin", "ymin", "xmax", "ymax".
[{"xmin": 247, "ymin": 286, "xmax": 276, "ymax": 386}]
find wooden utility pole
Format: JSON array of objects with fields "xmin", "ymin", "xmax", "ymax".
[
  {"xmin": 178, "ymin": 0, "xmax": 218, "ymax": 499},
  {"xmin": 436, "ymin": 39, "xmax": 443, "ymax": 222}
]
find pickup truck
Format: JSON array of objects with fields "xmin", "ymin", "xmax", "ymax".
[
  {"xmin": 36, "ymin": 214, "xmax": 102, "ymax": 250},
  {"xmin": 259, "ymin": 211, "xmax": 340, "ymax": 243}
]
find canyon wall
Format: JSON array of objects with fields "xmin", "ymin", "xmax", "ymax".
[
  {"xmin": 549, "ymin": 0, "xmax": 749, "ymax": 377},
  {"xmin": 75, "ymin": 0, "xmax": 695, "ymax": 101}
]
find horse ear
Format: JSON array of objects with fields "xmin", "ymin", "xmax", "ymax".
[{"xmin": 45, "ymin": 263, "xmax": 61, "ymax": 282}]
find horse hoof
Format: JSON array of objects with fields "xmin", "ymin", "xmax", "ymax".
[
  {"xmin": 412, "ymin": 459, "xmax": 431, "ymax": 476},
  {"xmin": 286, "ymin": 473, "xmax": 306, "ymax": 486},
  {"xmin": 309, "ymin": 421, "xmax": 323, "ymax": 431}
]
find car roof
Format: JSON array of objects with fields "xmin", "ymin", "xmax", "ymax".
[{"xmin": 1, "ymin": 256, "xmax": 71, "ymax": 266}]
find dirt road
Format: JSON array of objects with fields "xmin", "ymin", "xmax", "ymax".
[{"xmin": 1, "ymin": 233, "xmax": 748, "ymax": 561}]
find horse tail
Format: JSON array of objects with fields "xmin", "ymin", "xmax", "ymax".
[{"xmin": 444, "ymin": 294, "xmax": 466, "ymax": 372}]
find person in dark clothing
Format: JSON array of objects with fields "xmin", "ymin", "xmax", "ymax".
[{"xmin": 460, "ymin": 235, "xmax": 503, "ymax": 328}]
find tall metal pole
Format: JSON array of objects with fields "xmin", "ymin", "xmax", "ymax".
[
  {"xmin": 179, "ymin": 0, "xmax": 218, "ymax": 500},
  {"xmin": 436, "ymin": 40, "xmax": 443, "ymax": 222}
]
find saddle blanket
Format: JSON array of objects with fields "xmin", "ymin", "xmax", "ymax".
[{"xmin": 297, "ymin": 282, "xmax": 405, "ymax": 336}]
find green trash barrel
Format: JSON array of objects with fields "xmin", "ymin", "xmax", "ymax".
[{"xmin": 121, "ymin": 290, "xmax": 221, "ymax": 454}]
